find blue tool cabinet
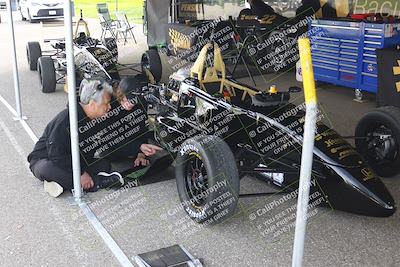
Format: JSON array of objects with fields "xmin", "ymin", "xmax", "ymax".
[{"xmin": 309, "ymin": 20, "xmax": 400, "ymax": 94}]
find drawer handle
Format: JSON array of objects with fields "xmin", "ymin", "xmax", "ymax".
[
  {"xmin": 313, "ymin": 58, "xmax": 338, "ymax": 65},
  {"xmin": 362, "ymin": 72, "xmax": 377, "ymax": 78},
  {"xmin": 365, "ymin": 28, "xmax": 383, "ymax": 32},
  {"xmin": 364, "ymin": 34, "xmax": 382, "ymax": 39},
  {"xmin": 314, "ymin": 64, "xmax": 338, "ymax": 71},
  {"xmin": 339, "ymin": 57, "xmax": 357, "ymax": 63},
  {"xmin": 341, "ymin": 51, "xmax": 358, "ymax": 56},
  {"xmin": 363, "ymin": 53, "xmax": 377, "ymax": 58},
  {"xmin": 312, "ymin": 48, "xmax": 339, "ymax": 53},
  {"xmin": 311, "ymin": 24, "xmax": 359, "ymax": 30},
  {"xmin": 314, "ymin": 42, "xmax": 339, "ymax": 48},
  {"xmin": 364, "ymin": 41, "xmax": 382, "ymax": 45},
  {"xmin": 340, "ymin": 69, "xmax": 357, "ymax": 74},
  {"xmin": 340, "ymin": 39, "xmax": 359, "ymax": 44},
  {"xmin": 315, "ymin": 37, "xmax": 340, "ymax": 42},
  {"xmin": 313, "ymin": 53, "xmax": 339, "ymax": 60},
  {"xmin": 340, "ymin": 45, "xmax": 358, "ymax": 50},
  {"xmin": 339, "ymin": 63, "xmax": 357, "ymax": 68}
]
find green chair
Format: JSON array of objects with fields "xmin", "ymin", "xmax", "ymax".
[{"xmin": 97, "ymin": 3, "xmax": 117, "ymax": 41}]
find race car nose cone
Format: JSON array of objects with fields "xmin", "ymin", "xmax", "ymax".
[
  {"xmin": 366, "ymin": 199, "xmax": 396, "ymax": 217},
  {"xmin": 369, "ymin": 194, "xmax": 396, "ymax": 217},
  {"xmin": 320, "ymin": 182, "xmax": 396, "ymax": 217},
  {"xmin": 318, "ymin": 167, "xmax": 396, "ymax": 217}
]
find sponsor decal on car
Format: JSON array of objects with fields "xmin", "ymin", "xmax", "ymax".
[{"xmin": 393, "ymin": 60, "xmax": 400, "ymax": 92}]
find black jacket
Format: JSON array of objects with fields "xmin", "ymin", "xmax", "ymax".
[
  {"xmin": 27, "ymin": 104, "xmax": 95, "ymax": 173},
  {"xmin": 28, "ymin": 99, "xmax": 151, "ymax": 172}
]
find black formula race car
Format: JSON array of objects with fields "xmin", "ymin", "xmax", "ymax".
[
  {"xmin": 138, "ymin": 43, "xmax": 398, "ymax": 225},
  {"xmin": 26, "ymin": 16, "xmax": 119, "ymax": 93}
]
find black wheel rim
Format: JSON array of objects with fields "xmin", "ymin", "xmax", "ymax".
[
  {"xmin": 185, "ymin": 152, "xmax": 209, "ymax": 208},
  {"xmin": 365, "ymin": 125, "xmax": 398, "ymax": 164}
]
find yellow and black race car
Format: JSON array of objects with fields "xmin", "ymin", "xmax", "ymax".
[{"xmin": 138, "ymin": 42, "xmax": 398, "ymax": 225}]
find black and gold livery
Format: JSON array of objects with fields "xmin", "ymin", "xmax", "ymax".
[{"xmin": 140, "ymin": 43, "xmax": 397, "ymax": 224}]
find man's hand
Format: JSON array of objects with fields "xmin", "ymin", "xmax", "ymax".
[
  {"xmin": 134, "ymin": 153, "xmax": 150, "ymax": 167},
  {"xmin": 121, "ymin": 97, "xmax": 135, "ymax": 111},
  {"xmin": 81, "ymin": 172, "xmax": 94, "ymax": 190},
  {"xmin": 140, "ymin": 144, "xmax": 163, "ymax": 157}
]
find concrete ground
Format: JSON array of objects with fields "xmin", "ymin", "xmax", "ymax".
[{"xmin": 0, "ymin": 11, "xmax": 399, "ymax": 267}]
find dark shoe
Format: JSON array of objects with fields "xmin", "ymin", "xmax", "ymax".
[{"xmin": 96, "ymin": 172, "xmax": 124, "ymax": 189}]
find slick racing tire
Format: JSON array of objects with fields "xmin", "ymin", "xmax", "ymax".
[
  {"xmin": 37, "ymin": 57, "xmax": 56, "ymax": 93},
  {"xmin": 175, "ymin": 135, "xmax": 240, "ymax": 225},
  {"xmin": 104, "ymin": 37, "xmax": 118, "ymax": 60},
  {"xmin": 27, "ymin": 42, "xmax": 42, "ymax": 71},
  {"xmin": 141, "ymin": 49, "xmax": 162, "ymax": 83},
  {"xmin": 355, "ymin": 106, "xmax": 400, "ymax": 177}
]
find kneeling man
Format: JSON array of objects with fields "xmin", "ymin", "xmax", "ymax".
[{"xmin": 28, "ymin": 80, "xmax": 124, "ymax": 197}]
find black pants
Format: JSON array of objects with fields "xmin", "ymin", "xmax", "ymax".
[{"xmin": 29, "ymin": 158, "xmax": 111, "ymax": 191}]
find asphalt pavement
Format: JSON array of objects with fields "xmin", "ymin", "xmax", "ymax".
[{"xmin": 0, "ymin": 11, "xmax": 399, "ymax": 267}]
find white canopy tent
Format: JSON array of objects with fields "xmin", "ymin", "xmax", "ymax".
[
  {"xmin": 4, "ymin": 1, "xmax": 316, "ymax": 266},
  {"xmin": 4, "ymin": 1, "xmax": 134, "ymax": 266}
]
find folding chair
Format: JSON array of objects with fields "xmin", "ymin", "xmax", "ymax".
[
  {"xmin": 97, "ymin": 3, "xmax": 117, "ymax": 41},
  {"xmin": 115, "ymin": 11, "xmax": 137, "ymax": 45}
]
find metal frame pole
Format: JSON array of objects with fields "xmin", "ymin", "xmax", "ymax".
[
  {"xmin": 292, "ymin": 38, "xmax": 318, "ymax": 267},
  {"xmin": 6, "ymin": 0, "xmax": 23, "ymax": 120},
  {"xmin": 64, "ymin": 0, "xmax": 82, "ymax": 201}
]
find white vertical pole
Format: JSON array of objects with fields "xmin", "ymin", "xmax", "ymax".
[
  {"xmin": 292, "ymin": 38, "xmax": 318, "ymax": 267},
  {"xmin": 64, "ymin": 0, "xmax": 82, "ymax": 200},
  {"xmin": 6, "ymin": 0, "xmax": 23, "ymax": 120}
]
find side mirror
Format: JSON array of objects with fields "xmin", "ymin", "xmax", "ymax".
[{"xmin": 288, "ymin": 86, "xmax": 302, "ymax": 93}]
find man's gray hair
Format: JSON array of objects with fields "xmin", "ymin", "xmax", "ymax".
[{"xmin": 79, "ymin": 79, "xmax": 113, "ymax": 105}]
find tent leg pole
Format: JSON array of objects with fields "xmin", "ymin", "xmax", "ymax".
[
  {"xmin": 64, "ymin": 0, "xmax": 82, "ymax": 202},
  {"xmin": 6, "ymin": 0, "xmax": 24, "ymax": 121},
  {"xmin": 292, "ymin": 38, "xmax": 318, "ymax": 267}
]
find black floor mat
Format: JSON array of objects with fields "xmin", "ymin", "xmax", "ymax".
[{"xmin": 119, "ymin": 153, "xmax": 175, "ymax": 185}]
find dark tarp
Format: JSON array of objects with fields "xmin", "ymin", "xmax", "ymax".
[{"xmin": 146, "ymin": 0, "xmax": 170, "ymax": 47}]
